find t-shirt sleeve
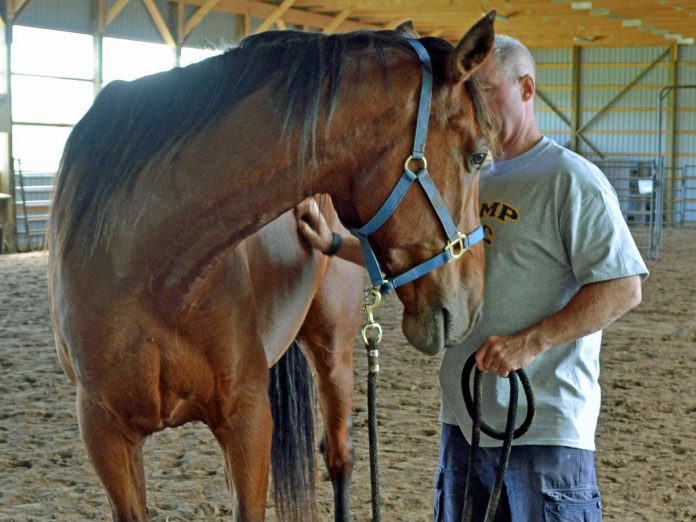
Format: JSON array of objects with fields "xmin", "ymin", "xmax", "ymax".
[{"xmin": 560, "ymin": 183, "xmax": 649, "ymax": 286}]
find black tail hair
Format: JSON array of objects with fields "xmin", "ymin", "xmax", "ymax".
[{"xmin": 269, "ymin": 340, "xmax": 317, "ymax": 521}]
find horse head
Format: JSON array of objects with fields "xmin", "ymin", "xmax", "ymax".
[{"xmin": 327, "ymin": 13, "xmax": 496, "ymax": 355}]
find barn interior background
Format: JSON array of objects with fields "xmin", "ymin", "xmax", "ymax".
[
  {"xmin": 1, "ymin": 2, "xmax": 695, "ymax": 521},
  {"xmin": 0, "ymin": 0, "xmax": 694, "ymax": 258}
]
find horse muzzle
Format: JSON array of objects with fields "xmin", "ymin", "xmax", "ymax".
[{"xmin": 401, "ymin": 300, "xmax": 482, "ymax": 356}]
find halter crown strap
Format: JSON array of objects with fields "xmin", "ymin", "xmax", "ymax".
[
  {"xmin": 349, "ymin": 38, "xmax": 484, "ymax": 295},
  {"xmin": 409, "ymin": 40, "xmax": 433, "ymax": 159}
]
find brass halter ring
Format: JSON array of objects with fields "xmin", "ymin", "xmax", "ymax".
[{"xmin": 404, "ymin": 155, "xmax": 428, "ymax": 172}]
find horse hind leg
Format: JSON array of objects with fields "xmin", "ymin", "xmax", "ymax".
[
  {"xmin": 299, "ymin": 319, "xmax": 357, "ymax": 522},
  {"xmin": 76, "ymin": 387, "xmax": 148, "ymax": 521}
]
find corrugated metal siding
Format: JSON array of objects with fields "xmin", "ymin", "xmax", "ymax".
[
  {"xmin": 184, "ymin": 5, "xmax": 241, "ymax": 49},
  {"xmin": 15, "ymin": 0, "xmax": 91, "ymax": 34},
  {"xmin": 582, "ymin": 64, "xmax": 667, "ymax": 86},
  {"xmin": 681, "ymin": 46, "xmax": 696, "ymax": 61},
  {"xmin": 533, "ymin": 51, "xmax": 572, "ymax": 135},
  {"xmin": 532, "ymin": 49, "xmax": 570, "ymax": 65},
  {"xmin": 531, "ymin": 44, "xmax": 696, "ymax": 223},
  {"xmin": 105, "ymin": 0, "xmax": 167, "ymax": 43},
  {"xmin": 675, "ymin": 46, "xmax": 696, "ymax": 221},
  {"xmin": 581, "ymin": 111, "xmax": 658, "ymax": 131},
  {"xmin": 680, "ymin": 65, "xmax": 696, "ymax": 83},
  {"xmin": 15, "ymin": 0, "xmax": 243, "ymax": 48},
  {"xmin": 9, "ymin": 6, "xmax": 696, "ymax": 225},
  {"xmin": 582, "ymin": 47, "xmax": 668, "ymax": 63}
]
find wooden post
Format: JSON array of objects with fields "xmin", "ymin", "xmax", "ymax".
[
  {"xmin": 91, "ymin": 0, "xmax": 105, "ymax": 95},
  {"xmin": 665, "ymin": 43, "xmax": 678, "ymax": 225},
  {"xmin": 570, "ymin": 46, "xmax": 581, "ymax": 152},
  {"xmin": 1, "ymin": 0, "xmax": 17, "ymax": 251}
]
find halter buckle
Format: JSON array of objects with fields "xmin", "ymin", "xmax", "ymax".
[{"xmin": 445, "ymin": 232, "xmax": 469, "ymax": 260}]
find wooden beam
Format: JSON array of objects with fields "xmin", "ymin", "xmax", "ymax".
[
  {"xmin": 275, "ymin": 18, "xmax": 287, "ymax": 30},
  {"xmin": 142, "ymin": 0, "xmax": 176, "ymax": 49},
  {"xmin": 323, "ymin": 9, "xmax": 351, "ymax": 33},
  {"xmin": 244, "ymin": 13, "xmax": 251, "ymax": 37},
  {"xmin": 383, "ymin": 18, "xmax": 407, "ymax": 30},
  {"xmin": 665, "ymin": 43, "xmax": 678, "ymax": 224},
  {"xmin": 12, "ymin": 0, "xmax": 31, "ymax": 19},
  {"xmin": 169, "ymin": 0, "xmax": 184, "ymax": 63},
  {"xmin": 254, "ymin": 0, "xmax": 296, "ymax": 34},
  {"xmin": 183, "ymin": 0, "xmax": 220, "ymax": 38},
  {"xmin": 576, "ymin": 47, "xmax": 671, "ymax": 134},
  {"xmin": 106, "ymin": 0, "xmax": 131, "ymax": 26},
  {"xmin": 174, "ymin": 0, "xmax": 380, "ymax": 33},
  {"xmin": 173, "ymin": 0, "xmax": 185, "ymax": 45},
  {"xmin": 569, "ymin": 46, "xmax": 581, "ymax": 152},
  {"xmin": 535, "ymin": 89, "xmax": 604, "ymax": 158},
  {"xmin": 92, "ymin": 0, "xmax": 105, "ymax": 93}
]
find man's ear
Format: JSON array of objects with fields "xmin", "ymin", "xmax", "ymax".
[
  {"xmin": 520, "ymin": 74, "xmax": 535, "ymax": 101},
  {"xmin": 447, "ymin": 10, "xmax": 496, "ymax": 83}
]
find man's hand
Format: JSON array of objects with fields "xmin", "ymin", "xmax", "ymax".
[
  {"xmin": 294, "ymin": 197, "xmax": 366, "ymax": 266},
  {"xmin": 476, "ymin": 332, "xmax": 547, "ymax": 378},
  {"xmin": 295, "ymin": 197, "xmax": 333, "ymax": 254},
  {"xmin": 475, "ymin": 275, "xmax": 642, "ymax": 378}
]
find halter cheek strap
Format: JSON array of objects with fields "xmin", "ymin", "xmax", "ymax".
[{"xmin": 349, "ymin": 38, "xmax": 484, "ymax": 295}]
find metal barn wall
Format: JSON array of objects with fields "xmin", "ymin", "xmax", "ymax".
[
  {"xmin": 183, "ymin": 4, "xmax": 241, "ymax": 49},
  {"xmin": 14, "ymin": 0, "xmax": 91, "ymax": 34},
  {"xmin": 4, "ymin": 2, "xmax": 696, "ymax": 251},
  {"xmin": 15, "ymin": 0, "xmax": 243, "ymax": 48},
  {"xmin": 677, "ymin": 45, "xmax": 696, "ymax": 221},
  {"xmin": 532, "ymin": 44, "xmax": 696, "ymax": 223}
]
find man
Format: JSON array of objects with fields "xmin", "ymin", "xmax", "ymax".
[{"xmin": 296, "ymin": 34, "xmax": 647, "ymax": 521}]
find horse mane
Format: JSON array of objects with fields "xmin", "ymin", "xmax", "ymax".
[{"xmin": 50, "ymin": 30, "xmax": 496, "ymax": 259}]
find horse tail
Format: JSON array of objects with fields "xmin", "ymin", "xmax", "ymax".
[{"xmin": 269, "ymin": 339, "xmax": 317, "ymax": 521}]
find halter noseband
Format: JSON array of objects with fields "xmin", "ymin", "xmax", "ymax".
[{"xmin": 349, "ymin": 38, "xmax": 484, "ymax": 296}]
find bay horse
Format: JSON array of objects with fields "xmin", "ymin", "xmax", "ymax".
[{"xmin": 47, "ymin": 12, "xmax": 498, "ymax": 521}]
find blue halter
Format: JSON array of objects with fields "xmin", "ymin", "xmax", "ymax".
[{"xmin": 349, "ymin": 38, "xmax": 485, "ymax": 296}]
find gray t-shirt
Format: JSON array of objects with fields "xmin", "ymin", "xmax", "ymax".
[{"xmin": 439, "ymin": 136, "xmax": 648, "ymax": 451}]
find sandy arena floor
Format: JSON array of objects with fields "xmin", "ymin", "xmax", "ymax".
[{"xmin": 0, "ymin": 228, "xmax": 695, "ymax": 521}]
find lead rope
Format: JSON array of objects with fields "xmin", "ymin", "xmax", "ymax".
[
  {"xmin": 362, "ymin": 287, "xmax": 383, "ymax": 522},
  {"xmin": 460, "ymin": 354, "xmax": 536, "ymax": 522}
]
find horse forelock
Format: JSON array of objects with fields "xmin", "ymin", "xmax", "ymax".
[
  {"xmin": 49, "ymin": 29, "xmax": 462, "ymax": 261},
  {"xmin": 465, "ymin": 74, "xmax": 501, "ymax": 156}
]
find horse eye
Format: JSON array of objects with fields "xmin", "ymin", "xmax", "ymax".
[{"xmin": 471, "ymin": 151, "xmax": 487, "ymax": 167}]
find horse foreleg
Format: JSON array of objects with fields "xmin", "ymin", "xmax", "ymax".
[
  {"xmin": 76, "ymin": 386, "xmax": 147, "ymax": 522},
  {"xmin": 299, "ymin": 329, "xmax": 355, "ymax": 522},
  {"xmin": 210, "ymin": 381, "xmax": 272, "ymax": 522}
]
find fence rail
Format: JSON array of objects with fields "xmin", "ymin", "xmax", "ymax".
[{"xmin": 14, "ymin": 167, "xmax": 54, "ymax": 252}]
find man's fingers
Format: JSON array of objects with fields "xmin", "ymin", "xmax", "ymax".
[
  {"xmin": 298, "ymin": 221, "xmax": 321, "ymax": 248},
  {"xmin": 476, "ymin": 338, "xmax": 507, "ymax": 374}
]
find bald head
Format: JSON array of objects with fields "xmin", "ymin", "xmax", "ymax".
[{"xmin": 492, "ymin": 35, "xmax": 536, "ymax": 82}]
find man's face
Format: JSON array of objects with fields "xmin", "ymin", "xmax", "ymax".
[{"xmin": 476, "ymin": 54, "xmax": 527, "ymax": 149}]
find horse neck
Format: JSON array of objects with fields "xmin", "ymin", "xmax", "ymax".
[{"xmin": 120, "ymin": 66, "xmax": 414, "ymax": 297}]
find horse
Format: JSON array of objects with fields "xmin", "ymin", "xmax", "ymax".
[{"xmin": 47, "ymin": 12, "xmax": 498, "ymax": 521}]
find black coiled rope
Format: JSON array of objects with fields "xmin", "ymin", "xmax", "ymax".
[{"xmin": 460, "ymin": 353, "xmax": 536, "ymax": 522}]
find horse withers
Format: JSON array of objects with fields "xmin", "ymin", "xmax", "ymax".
[{"xmin": 48, "ymin": 13, "xmax": 497, "ymax": 522}]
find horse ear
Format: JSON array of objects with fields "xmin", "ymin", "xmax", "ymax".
[
  {"xmin": 447, "ymin": 10, "xmax": 496, "ymax": 83},
  {"xmin": 394, "ymin": 19, "xmax": 420, "ymax": 38}
]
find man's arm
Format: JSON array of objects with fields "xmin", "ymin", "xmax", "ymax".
[
  {"xmin": 477, "ymin": 275, "xmax": 643, "ymax": 376},
  {"xmin": 295, "ymin": 198, "xmax": 365, "ymax": 267}
]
